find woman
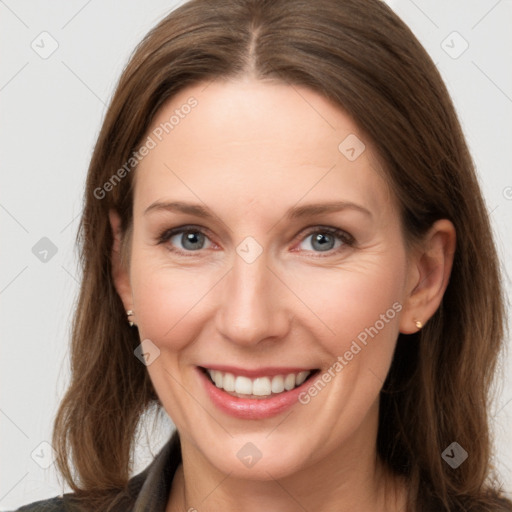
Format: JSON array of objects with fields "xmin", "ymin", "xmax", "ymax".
[{"xmin": 16, "ymin": 0, "xmax": 511, "ymax": 510}]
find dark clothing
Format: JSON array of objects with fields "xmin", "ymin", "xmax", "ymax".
[{"xmin": 15, "ymin": 430, "xmax": 181, "ymax": 511}]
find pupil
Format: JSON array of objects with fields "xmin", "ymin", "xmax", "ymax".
[
  {"xmin": 183, "ymin": 231, "xmax": 203, "ymax": 250},
  {"xmin": 313, "ymin": 233, "xmax": 333, "ymax": 251}
]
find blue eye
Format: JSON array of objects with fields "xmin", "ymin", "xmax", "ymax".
[
  {"xmin": 158, "ymin": 226, "xmax": 213, "ymax": 253},
  {"xmin": 157, "ymin": 225, "xmax": 354, "ymax": 256},
  {"xmin": 297, "ymin": 228, "xmax": 354, "ymax": 254},
  {"xmin": 170, "ymin": 230, "xmax": 210, "ymax": 251}
]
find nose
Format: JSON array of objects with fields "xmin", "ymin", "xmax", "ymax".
[{"xmin": 214, "ymin": 250, "xmax": 291, "ymax": 347}]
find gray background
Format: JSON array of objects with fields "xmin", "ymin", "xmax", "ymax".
[{"xmin": 1, "ymin": 0, "xmax": 511, "ymax": 508}]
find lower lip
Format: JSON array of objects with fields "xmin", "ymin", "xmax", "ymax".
[{"xmin": 197, "ymin": 367, "xmax": 317, "ymax": 420}]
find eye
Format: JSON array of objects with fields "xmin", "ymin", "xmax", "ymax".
[
  {"xmin": 157, "ymin": 225, "xmax": 354, "ymax": 257},
  {"xmin": 296, "ymin": 227, "xmax": 354, "ymax": 254},
  {"xmin": 157, "ymin": 225, "xmax": 214, "ymax": 254}
]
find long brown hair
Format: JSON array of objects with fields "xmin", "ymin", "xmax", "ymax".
[{"xmin": 52, "ymin": 0, "xmax": 511, "ymax": 510}]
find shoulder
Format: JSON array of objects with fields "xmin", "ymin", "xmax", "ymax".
[
  {"xmin": 11, "ymin": 471, "xmax": 145, "ymax": 512},
  {"xmin": 12, "ymin": 495, "xmax": 72, "ymax": 511},
  {"xmin": 11, "ymin": 488, "xmax": 135, "ymax": 512},
  {"xmin": 13, "ymin": 430, "xmax": 182, "ymax": 512},
  {"xmin": 11, "ymin": 478, "xmax": 143, "ymax": 512}
]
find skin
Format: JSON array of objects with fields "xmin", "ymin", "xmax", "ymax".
[{"xmin": 110, "ymin": 77, "xmax": 456, "ymax": 512}]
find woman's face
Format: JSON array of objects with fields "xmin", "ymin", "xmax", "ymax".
[{"xmin": 115, "ymin": 77, "xmax": 418, "ymax": 479}]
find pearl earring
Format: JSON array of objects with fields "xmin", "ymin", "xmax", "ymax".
[{"xmin": 126, "ymin": 310, "xmax": 135, "ymax": 327}]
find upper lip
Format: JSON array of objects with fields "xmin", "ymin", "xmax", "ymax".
[{"xmin": 199, "ymin": 365, "xmax": 317, "ymax": 378}]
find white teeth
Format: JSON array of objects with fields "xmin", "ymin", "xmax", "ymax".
[
  {"xmin": 271, "ymin": 375, "xmax": 285, "ymax": 393},
  {"xmin": 252, "ymin": 377, "xmax": 271, "ymax": 396},
  {"xmin": 296, "ymin": 371, "xmax": 310, "ymax": 386},
  {"xmin": 206, "ymin": 369, "xmax": 312, "ymax": 397},
  {"xmin": 213, "ymin": 370, "xmax": 223, "ymax": 388},
  {"xmin": 284, "ymin": 373, "xmax": 296, "ymax": 391},
  {"xmin": 235, "ymin": 376, "xmax": 252, "ymax": 394},
  {"xmin": 223, "ymin": 372, "xmax": 235, "ymax": 392}
]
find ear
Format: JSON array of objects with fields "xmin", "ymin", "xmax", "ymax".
[
  {"xmin": 109, "ymin": 209, "xmax": 134, "ymax": 315},
  {"xmin": 399, "ymin": 219, "xmax": 456, "ymax": 334}
]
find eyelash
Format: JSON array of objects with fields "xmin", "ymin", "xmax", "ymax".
[{"xmin": 156, "ymin": 224, "xmax": 355, "ymax": 257}]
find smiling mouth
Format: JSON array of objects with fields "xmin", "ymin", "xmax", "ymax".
[{"xmin": 200, "ymin": 367, "xmax": 319, "ymax": 399}]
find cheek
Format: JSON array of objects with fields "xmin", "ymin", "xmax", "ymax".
[
  {"xmin": 292, "ymin": 256, "xmax": 406, "ymax": 432},
  {"xmin": 287, "ymin": 251, "xmax": 407, "ymax": 374},
  {"xmin": 129, "ymin": 248, "xmax": 222, "ymax": 350}
]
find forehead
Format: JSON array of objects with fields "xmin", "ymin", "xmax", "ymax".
[{"xmin": 133, "ymin": 78, "xmax": 394, "ymax": 220}]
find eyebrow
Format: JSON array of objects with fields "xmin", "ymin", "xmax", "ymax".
[{"xmin": 144, "ymin": 200, "xmax": 372, "ymax": 219}]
